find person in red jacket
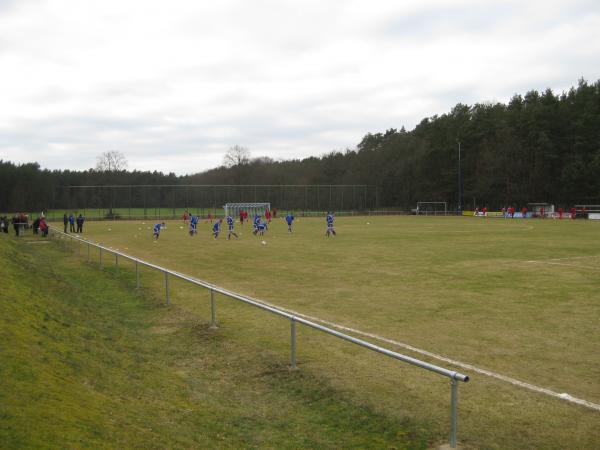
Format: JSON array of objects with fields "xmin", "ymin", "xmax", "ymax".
[
  {"xmin": 570, "ymin": 207, "xmax": 577, "ymax": 219},
  {"xmin": 558, "ymin": 207, "xmax": 564, "ymax": 219},
  {"xmin": 521, "ymin": 206, "xmax": 528, "ymax": 218}
]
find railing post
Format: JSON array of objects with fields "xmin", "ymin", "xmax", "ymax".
[
  {"xmin": 87, "ymin": 242, "xmax": 90, "ymax": 261},
  {"xmin": 165, "ymin": 271, "xmax": 170, "ymax": 305},
  {"xmin": 210, "ymin": 289, "xmax": 217, "ymax": 329},
  {"xmin": 99, "ymin": 247, "xmax": 103, "ymax": 270},
  {"xmin": 290, "ymin": 317, "xmax": 297, "ymax": 369},
  {"xmin": 135, "ymin": 260, "xmax": 140, "ymax": 288},
  {"xmin": 450, "ymin": 378, "xmax": 459, "ymax": 448},
  {"xmin": 115, "ymin": 254, "xmax": 119, "ymax": 274}
]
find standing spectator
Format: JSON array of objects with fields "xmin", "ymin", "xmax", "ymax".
[
  {"xmin": 63, "ymin": 213, "xmax": 68, "ymax": 233},
  {"xmin": 76, "ymin": 214, "xmax": 85, "ymax": 233},
  {"xmin": 540, "ymin": 207, "xmax": 545, "ymax": 218},
  {"xmin": 239, "ymin": 210, "xmax": 245, "ymax": 225},
  {"xmin": 570, "ymin": 207, "xmax": 577, "ymax": 219},
  {"xmin": 12, "ymin": 215, "xmax": 20, "ymax": 236},
  {"xmin": 39, "ymin": 216, "xmax": 48, "ymax": 237},
  {"xmin": 558, "ymin": 207, "xmax": 564, "ymax": 219},
  {"xmin": 32, "ymin": 217, "xmax": 41, "ymax": 234},
  {"xmin": 69, "ymin": 213, "xmax": 76, "ymax": 232}
]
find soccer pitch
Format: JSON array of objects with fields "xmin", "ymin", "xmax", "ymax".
[{"xmin": 78, "ymin": 215, "xmax": 599, "ymax": 449}]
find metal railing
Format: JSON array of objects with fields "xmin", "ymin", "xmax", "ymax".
[{"xmin": 48, "ymin": 227, "xmax": 470, "ymax": 448}]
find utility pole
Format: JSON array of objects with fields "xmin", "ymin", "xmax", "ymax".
[{"xmin": 457, "ymin": 140, "xmax": 462, "ymax": 214}]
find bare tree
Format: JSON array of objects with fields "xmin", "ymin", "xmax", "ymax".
[
  {"xmin": 96, "ymin": 151, "xmax": 128, "ymax": 172},
  {"xmin": 223, "ymin": 145, "xmax": 250, "ymax": 168}
]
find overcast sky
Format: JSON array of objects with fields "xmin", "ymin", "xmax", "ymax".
[{"xmin": 1, "ymin": 0, "xmax": 599, "ymax": 175}]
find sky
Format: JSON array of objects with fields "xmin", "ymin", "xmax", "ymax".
[{"xmin": 1, "ymin": 0, "xmax": 599, "ymax": 175}]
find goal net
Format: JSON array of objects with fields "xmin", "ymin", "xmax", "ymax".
[
  {"xmin": 575, "ymin": 205, "xmax": 600, "ymax": 220},
  {"xmin": 224, "ymin": 202, "xmax": 271, "ymax": 219},
  {"xmin": 527, "ymin": 203, "xmax": 554, "ymax": 218},
  {"xmin": 416, "ymin": 202, "xmax": 447, "ymax": 216}
]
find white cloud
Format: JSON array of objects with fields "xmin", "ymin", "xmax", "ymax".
[{"xmin": 0, "ymin": 0, "xmax": 599, "ymax": 174}]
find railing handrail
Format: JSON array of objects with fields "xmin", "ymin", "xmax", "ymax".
[
  {"xmin": 49, "ymin": 227, "xmax": 468, "ymax": 382},
  {"xmin": 48, "ymin": 226, "xmax": 469, "ymax": 447}
]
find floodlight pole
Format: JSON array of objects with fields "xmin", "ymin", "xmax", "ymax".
[{"xmin": 457, "ymin": 140, "xmax": 462, "ymax": 215}]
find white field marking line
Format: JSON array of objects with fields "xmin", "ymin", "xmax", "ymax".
[
  {"xmin": 526, "ymin": 254, "xmax": 600, "ymax": 263},
  {"xmin": 240, "ymin": 294, "xmax": 600, "ymax": 412},
  {"xmin": 526, "ymin": 261, "xmax": 600, "ymax": 271}
]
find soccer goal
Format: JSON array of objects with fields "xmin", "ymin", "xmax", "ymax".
[
  {"xmin": 527, "ymin": 203, "xmax": 554, "ymax": 218},
  {"xmin": 575, "ymin": 205, "xmax": 600, "ymax": 220},
  {"xmin": 224, "ymin": 202, "xmax": 271, "ymax": 219},
  {"xmin": 416, "ymin": 202, "xmax": 447, "ymax": 216}
]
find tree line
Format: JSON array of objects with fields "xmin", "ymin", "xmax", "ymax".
[{"xmin": 1, "ymin": 78, "xmax": 598, "ymax": 213}]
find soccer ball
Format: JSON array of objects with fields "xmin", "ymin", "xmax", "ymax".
[{"xmin": 261, "ymin": 241, "xmax": 267, "ymax": 245}]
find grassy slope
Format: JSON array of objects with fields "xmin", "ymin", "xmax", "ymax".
[
  {"xmin": 0, "ymin": 236, "xmax": 430, "ymax": 449},
  {"xmin": 75, "ymin": 216, "xmax": 600, "ymax": 449}
]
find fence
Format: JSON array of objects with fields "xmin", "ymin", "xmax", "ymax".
[
  {"xmin": 12, "ymin": 184, "xmax": 374, "ymax": 219},
  {"xmin": 48, "ymin": 227, "xmax": 470, "ymax": 448}
]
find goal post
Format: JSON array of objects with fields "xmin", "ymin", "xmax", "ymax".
[
  {"xmin": 527, "ymin": 203, "xmax": 554, "ymax": 218},
  {"xmin": 224, "ymin": 202, "xmax": 271, "ymax": 219},
  {"xmin": 416, "ymin": 202, "xmax": 447, "ymax": 216}
]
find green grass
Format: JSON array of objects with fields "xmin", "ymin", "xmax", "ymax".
[
  {"xmin": 0, "ymin": 236, "xmax": 431, "ymax": 449},
  {"xmin": 3, "ymin": 215, "xmax": 600, "ymax": 449}
]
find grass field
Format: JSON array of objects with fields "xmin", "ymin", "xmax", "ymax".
[{"xmin": 3, "ymin": 215, "xmax": 600, "ymax": 448}]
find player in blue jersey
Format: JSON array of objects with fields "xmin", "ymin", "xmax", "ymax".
[
  {"xmin": 252, "ymin": 214, "xmax": 261, "ymax": 234},
  {"xmin": 226, "ymin": 215, "xmax": 238, "ymax": 240},
  {"xmin": 285, "ymin": 212, "xmax": 295, "ymax": 232},
  {"xmin": 153, "ymin": 222, "xmax": 165, "ymax": 240},
  {"xmin": 212, "ymin": 218, "xmax": 223, "ymax": 239},
  {"xmin": 325, "ymin": 212, "xmax": 336, "ymax": 237},
  {"xmin": 189, "ymin": 214, "xmax": 199, "ymax": 236}
]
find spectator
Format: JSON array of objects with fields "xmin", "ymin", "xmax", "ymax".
[
  {"xmin": 69, "ymin": 213, "xmax": 75, "ymax": 232},
  {"xmin": 39, "ymin": 216, "xmax": 48, "ymax": 237},
  {"xmin": 63, "ymin": 213, "xmax": 68, "ymax": 233},
  {"xmin": 76, "ymin": 214, "xmax": 85, "ymax": 233},
  {"xmin": 12, "ymin": 215, "xmax": 20, "ymax": 236},
  {"xmin": 32, "ymin": 217, "xmax": 41, "ymax": 235}
]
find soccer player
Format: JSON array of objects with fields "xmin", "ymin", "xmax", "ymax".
[
  {"xmin": 285, "ymin": 212, "xmax": 295, "ymax": 232},
  {"xmin": 153, "ymin": 222, "xmax": 165, "ymax": 240},
  {"xmin": 212, "ymin": 218, "xmax": 222, "ymax": 239},
  {"xmin": 253, "ymin": 214, "xmax": 261, "ymax": 234},
  {"xmin": 189, "ymin": 214, "xmax": 199, "ymax": 236},
  {"xmin": 325, "ymin": 212, "xmax": 336, "ymax": 237},
  {"xmin": 226, "ymin": 215, "xmax": 238, "ymax": 240}
]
